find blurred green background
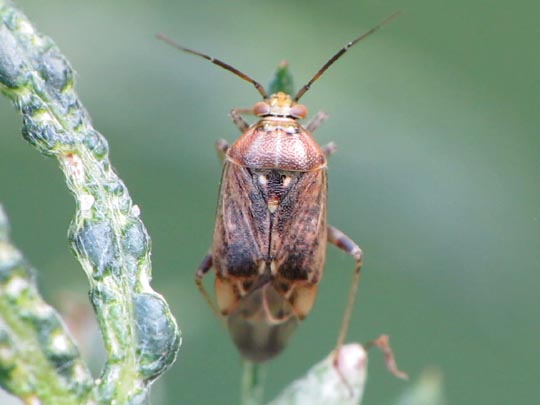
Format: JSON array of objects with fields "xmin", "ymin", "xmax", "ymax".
[{"xmin": 1, "ymin": 0, "xmax": 539, "ymax": 403}]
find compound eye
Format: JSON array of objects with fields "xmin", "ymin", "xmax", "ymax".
[
  {"xmin": 253, "ymin": 102, "xmax": 271, "ymax": 116},
  {"xmin": 290, "ymin": 104, "xmax": 308, "ymax": 119}
]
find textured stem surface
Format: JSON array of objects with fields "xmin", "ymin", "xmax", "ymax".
[
  {"xmin": 0, "ymin": 206, "xmax": 94, "ymax": 404},
  {"xmin": 0, "ymin": 1, "xmax": 181, "ymax": 403}
]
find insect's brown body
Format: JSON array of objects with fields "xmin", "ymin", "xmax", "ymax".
[
  {"xmin": 159, "ymin": 12, "xmax": 399, "ymax": 363},
  {"xmin": 213, "ymin": 97, "xmax": 328, "ymax": 361}
]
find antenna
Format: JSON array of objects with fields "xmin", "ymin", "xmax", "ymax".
[
  {"xmin": 156, "ymin": 34, "xmax": 268, "ymax": 99},
  {"xmin": 294, "ymin": 11, "xmax": 402, "ymax": 101}
]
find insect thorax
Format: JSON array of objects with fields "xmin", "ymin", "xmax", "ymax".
[{"xmin": 227, "ymin": 118, "xmax": 326, "ymax": 171}]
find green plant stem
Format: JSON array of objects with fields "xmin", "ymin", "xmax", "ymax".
[
  {"xmin": 0, "ymin": 1, "xmax": 181, "ymax": 403},
  {"xmin": 242, "ymin": 361, "xmax": 266, "ymax": 405},
  {"xmin": 0, "ymin": 206, "xmax": 94, "ymax": 404}
]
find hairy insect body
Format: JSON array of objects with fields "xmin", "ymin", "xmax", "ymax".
[{"xmin": 212, "ymin": 108, "xmax": 328, "ymax": 361}]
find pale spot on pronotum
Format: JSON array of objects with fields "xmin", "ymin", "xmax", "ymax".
[
  {"xmin": 79, "ymin": 194, "xmax": 95, "ymax": 211},
  {"xmin": 284, "ymin": 125, "xmax": 296, "ymax": 134}
]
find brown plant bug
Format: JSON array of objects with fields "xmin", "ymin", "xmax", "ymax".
[{"xmin": 158, "ymin": 12, "xmax": 400, "ymax": 363}]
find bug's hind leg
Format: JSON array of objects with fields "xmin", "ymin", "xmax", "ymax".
[
  {"xmin": 195, "ymin": 253, "xmax": 222, "ymax": 317},
  {"xmin": 327, "ymin": 225, "xmax": 363, "ymax": 364}
]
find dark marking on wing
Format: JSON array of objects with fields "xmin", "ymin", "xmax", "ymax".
[
  {"xmin": 271, "ymin": 170, "xmax": 328, "ymax": 281},
  {"xmin": 212, "ymin": 162, "xmax": 270, "ymax": 277}
]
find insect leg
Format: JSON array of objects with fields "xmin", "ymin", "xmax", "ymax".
[
  {"xmin": 230, "ymin": 108, "xmax": 251, "ymax": 132},
  {"xmin": 321, "ymin": 142, "xmax": 337, "ymax": 157},
  {"xmin": 306, "ymin": 111, "xmax": 329, "ymax": 133},
  {"xmin": 306, "ymin": 112, "xmax": 335, "ymax": 156},
  {"xmin": 327, "ymin": 225, "xmax": 363, "ymax": 364},
  {"xmin": 195, "ymin": 253, "xmax": 222, "ymax": 317},
  {"xmin": 215, "ymin": 139, "xmax": 229, "ymax": 161}
]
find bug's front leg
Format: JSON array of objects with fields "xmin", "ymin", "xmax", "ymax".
[
  {"xmin": 195, "ymin": 253, "xmax": 222, "ymax": 317},
  {"xmin": 305, "ymin": 111, "xmax": 336, "ymax": 157},
  {"xmin": 222, "ymin": 106, "xmax": 255, "ymax": 160},
  {"xmin": 327, "ymin": 225, "xmax": 364, "ymax": 364},
  {"xmin": 230, "ymin": 108, "xmax": 252, "ymax": 132},
  {"xmin": 306, "ymin": 111, "xmax": 329, "ymax": 133}
]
